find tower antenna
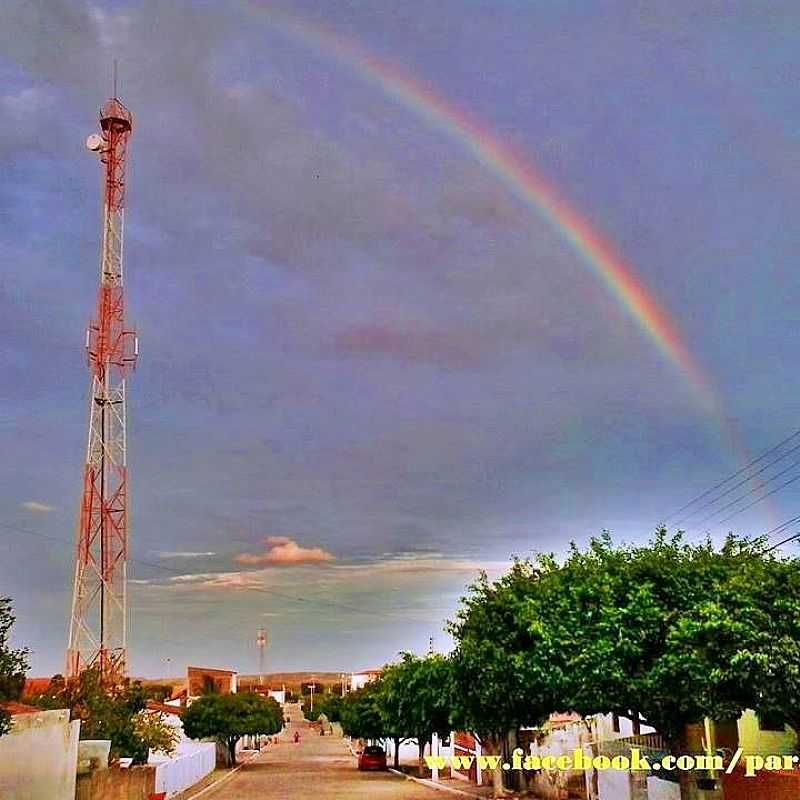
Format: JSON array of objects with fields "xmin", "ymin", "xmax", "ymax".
[
  {"xmin": 256, "ymin": 629, "xmax": 267, "ymax": 687},
  {"xmin": 67, "ymin": 93, "xmax": 137, "ymax": 683}
]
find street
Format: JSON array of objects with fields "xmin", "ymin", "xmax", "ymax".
[{"xmin": 208, "ymin": 703, "xmax": 439, "ymax": 800}]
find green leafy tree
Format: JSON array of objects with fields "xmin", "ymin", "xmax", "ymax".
[
  {"xmin": 380, "ymin": 654, "xmax": 452, "ymax": 772},
  {"xmin": 668, "ymin": 544, "xmax": 800, "ymax": 750},
  {"xmin": 32, "ymin": 669, "xmax": 154, "ymax": 763},
  {"xmin": 449, "ymin": 530, "xmax": 794, "ymax": 798},
  {"xmin": 132, "ymin": 710, "xmax": 180, "ymax": 756},
  {"xmin": 304, "ymin": 691, "xmax": 343, "ymax": 723},
  {"xmin": 182, "ymin": 692, "xmax": 282, "ymax": 766},
  {"xmin": 522, "ymin": 530, "xmax": 786, "ymax": 798},
  {"xmin": 0, "ymin": 598, "xmax": 29, "ymax": 736},
  {"xmin": 339, "ymin": 681, "xmax": 393, "ymax": 757},
  {"xmin": 449, "ymin": 561, "xmax": 559, "ymax": 795}
]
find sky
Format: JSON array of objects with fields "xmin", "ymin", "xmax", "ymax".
[{"xmin": 2, "ymin": 0, "xmax": 800, "ymax": 678}]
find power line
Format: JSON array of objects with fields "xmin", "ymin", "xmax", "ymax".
[
  {"xmin": 663, "ymin": 427, "xmax": 800, "ymax": 523},
  {"xmin": 764, "ymin": 530, "xmax": 800, "ymax": 553},
  {"xmin": 763, "ymin": 515, "xmax": 800, "ymax": 538},
  {"xmin": 676, "ymin": 439, "xmax": 800, "ymax": 526},
  {"xmin": 713, "ymin": 471, "xmax": 800, "ymax": 528},
  {"xmin": 692, "ymin": 456, "xmax": 800, "ymax": 529}
]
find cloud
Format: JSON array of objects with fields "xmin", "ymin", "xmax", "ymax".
[
  {"xmin": 235, "ymin": 537, "xmax": 335, "ymax": 567},
  {"xmin": 158, "ymin": 551, "xmax": 217, "ymax": 559},
  {"xmin": 334, "ymin": 323, "xmax": 481, "ymax": 368},
  {"xmin": 21, "ymin": 501, "xmax": 54, "ymax": 513}
]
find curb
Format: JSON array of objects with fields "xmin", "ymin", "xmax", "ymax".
[
  {"xmin": 181, "ymin": 749, "xmax": 262, "ymax": 799},
  {"xmin": 388, "ymin": 767, "xmax": 485, "ymax": 799}
]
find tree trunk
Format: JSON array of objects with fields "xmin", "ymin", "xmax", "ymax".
[
  {"xmin": 418, "ymin": 737, "xmax": 427, "ymax": 774},
  {"xmin": 393, "ymin": 737, "xmax": 401, "ymax": 769},
  {"xmin": 486, "ymin": 734, "xmax": 506, "ymax": 798},
  {"xmin": 671, "ymin": 735, "xmax": 697, "ymax": 800},
  {"xmin": 228, "ymin": 737, "xmax": 238, "ymax": 767},
  {"xmin": 583, "ymin": 720, "xmax": 599, "ymax": 800}
]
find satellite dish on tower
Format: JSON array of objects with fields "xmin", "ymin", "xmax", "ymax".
[{"xmin": 85, "ymin": 133, "xmax": 105, "ymax": 152}]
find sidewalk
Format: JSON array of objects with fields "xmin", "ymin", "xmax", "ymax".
[{"xmin": 388, "ymin": 768, "xmax": 494, "ymax": 799}]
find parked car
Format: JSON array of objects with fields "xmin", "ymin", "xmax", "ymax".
[{"xmin": 358, "ymin": 745, "xmax": 387, "ymax": 771}]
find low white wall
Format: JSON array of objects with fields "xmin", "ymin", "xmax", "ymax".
[
  {"xmin": 0, "ymin": 709, "xmax": 80, "ymax": 800},
  {"xmin": 150, "ymin": 740, "xmax": 215, "ymax": 798},
  {"xmin": 598, "ymin": 768, "xmax": 632, "ymax": 800},
  {"xmin": 647, "ymin": 776, "xmax": 681, "ymax": 800}
]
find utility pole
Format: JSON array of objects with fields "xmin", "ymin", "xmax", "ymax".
[
  {"xmin": 309, "ymin": 680, "xmax": 317, "ymax": 713},
  {"xmin": 256, "ymin": 628, "xmax": 267, "ymax": 687},
  {"xmin": 67, "ymin": 90, "xmax": 137, "ymax": 683}
]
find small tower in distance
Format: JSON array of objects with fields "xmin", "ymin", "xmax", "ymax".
[{"xmin": 256, "ymin": 628, "xmax": 268, "ymax": 687}]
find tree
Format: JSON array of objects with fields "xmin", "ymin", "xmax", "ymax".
[
  {"xmin": 449, "ymin": 561, "xmax": 560, "ymax": 796},
  {"xmin": 0, "ymin": 598, "xmax": 29, "ymax": 736},
  {"xmin": 304, "ymin": 691, "xmax": 343, "ymax": 723},
  {"xmin": 536, "ymin": 532, "xmax": 772, "ymax": 800},
  {"xmin": 448, "ymin": 530, "xmax": 797, "ymax": 799},
  {"xmin": 380, "ymin": 654, "xmax": 453, "ymax": 772},
  {"xmin": 514, "ymin": 530, "xmax": 786, "ymax": 799},
  {"xmin": 31, "ymin": 669, "xmax": 164, "ymax": 764},
  {"xmin": 182, "ymin": 692, "xmax": 282, "ymax": 766},
  {"xmin": 667, "ymin": 543, "xmax": 800, "ymax": 750},
  {"xmin": 340, "ymin": 681, "xmax": 393, "ymax": 757},
  {"xmin": 32, "ymin": 669, "xmax": 167, "ymax": 764},
  {"xmin": 132, "ymin": 710, "xmax": 180, "ymax": 757}
]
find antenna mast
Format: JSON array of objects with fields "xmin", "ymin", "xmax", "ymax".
[
  {"xmin": 66, "ymin": 93, "xmax": 137, "ymax": 682},
  {"xmin": 256, "ymin": 628, "xmax": 267, "ymax": 686}
]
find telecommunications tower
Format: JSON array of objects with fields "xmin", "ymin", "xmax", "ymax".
[{"xmin": 66, "ymin": 92, "xmax": 137, "ymax": 681}]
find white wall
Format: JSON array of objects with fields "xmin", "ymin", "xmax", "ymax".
[
  {"xmin": 598, "ymin": 768, "xmax": 632, "ymax": 800},
  {"xmin": 151, "ymin": 740, "xmax": 215, "ymax": 798},
  {"xmin": 149, "ymin": 712, "xmax": 216, "ymax": 797},
  {"xmin": 0, "ymin": 709, "xmax": 80, "ymax": 800},
  {"xmin": 647, "ymin": 776, "xmax": 681, "ymax": 800}
]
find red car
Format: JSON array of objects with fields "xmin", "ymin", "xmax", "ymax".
[{"xmin": 358, "ymin": 745, "xmax": 387, "ymax": 771}]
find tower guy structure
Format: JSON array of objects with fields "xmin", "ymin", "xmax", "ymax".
[{"xmin": 67, "ymin": 94, "xmax": 137, "ymax": 681}]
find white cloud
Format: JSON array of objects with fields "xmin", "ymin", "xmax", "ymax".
[
  {"xmin": 158, "ymin": 551, "xmax": 216, "ymax": 559},
  {"xmin": 21, "ymin": 501, "xmax": 54, "ymax": 513}
]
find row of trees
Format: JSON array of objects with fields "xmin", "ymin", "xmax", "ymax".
[{"xmin": 331, "ymin": 530, "xmax": 800, "ymax": 799}]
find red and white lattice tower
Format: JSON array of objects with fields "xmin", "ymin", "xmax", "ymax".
[{"xmin": 66, "ymin": 95, "xmax": 137, "ymax": 681}]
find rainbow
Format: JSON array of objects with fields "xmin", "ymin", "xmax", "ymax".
[{"xmin": 249, "ymin": 7, "xmax": 716, "ymax": 409}]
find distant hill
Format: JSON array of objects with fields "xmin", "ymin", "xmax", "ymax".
[
  {"xmin": 238, "ymin": 672, "xmax": 346, "ymax": 693},
  {"xmin": 137, "ymin": 672, "xmax": 349, "ymax": 694}
]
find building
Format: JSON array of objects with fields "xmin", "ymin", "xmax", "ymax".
[
  {"xmin": 267, "ymin": 688, "xmax": 286, "ymax": 704},
  {"xmin": 350, "ymin": 667, "xmax": 383, "ymax": 691},
  {"xmin": 170, "ymin": 666, "xmax": 238, "ymax": 705}
]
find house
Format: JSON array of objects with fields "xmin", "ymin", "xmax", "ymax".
[
  {"xmin": 267, "ymin": 688, "xmax": 286, "ymax": 704},
  {"xmin": 251, "ymin": 685, "xmax": 286, "ymax": 704},
  {"xmin": 350, "ymin": 667, "xmax": 382, "ymax": 691},
  {"xmin": 170, "ymin": 665, "xmax": 238, "ymax": 705}
]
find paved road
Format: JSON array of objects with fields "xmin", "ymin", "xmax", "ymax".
[{"xmin": 209, "ymin": 703, "xmax": 438, "ymax": 800}]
